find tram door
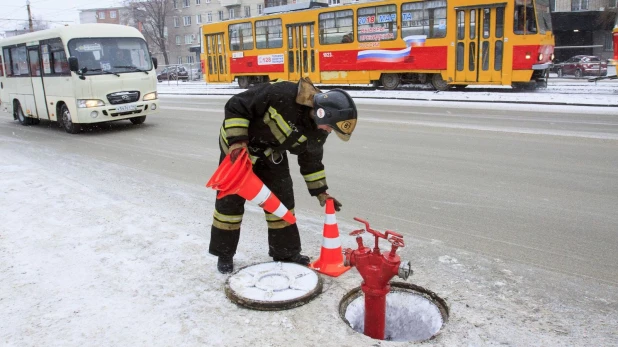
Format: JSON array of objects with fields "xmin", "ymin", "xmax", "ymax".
[
  {"xmin": 455, "ymin": 6, "xmax": 505, "ymax": 83},
  {"xmin": 287, "ymin": 23, "xmax": 319, "ymax": 82},
  {"xmin": 205, "ymin": 33, "xmax": 227, "ymax": 82}
]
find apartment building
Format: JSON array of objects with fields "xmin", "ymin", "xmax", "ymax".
[
  {"xmin": 79, "ymin": 7, "xmax": 133, "ymax": 26},
  {"xmin": 550, "ymin": 0, "xmax": 617, "ymax": 61}
]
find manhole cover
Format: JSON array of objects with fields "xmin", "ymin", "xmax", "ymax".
[
  {"xmin": 339, "ymin": 282, "xmax": 449, "ymax": 342},
  {"xmin": 225, "ymin": 262, "xmax": 323, "ymax": 311}
]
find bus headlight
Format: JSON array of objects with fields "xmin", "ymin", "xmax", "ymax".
[
  {"xmin": 78, "ymin": 99, "xmax": 105, "ymax": 108},
  {"xmin": 143, "ymin": 92, "xmax": 157, "ymax": 101}
]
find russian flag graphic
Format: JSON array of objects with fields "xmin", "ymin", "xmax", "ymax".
[{"xmin": 357, "ymin": 35, "xmax": 426, "ymax": 63}]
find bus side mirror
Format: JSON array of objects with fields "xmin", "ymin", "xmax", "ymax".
[
  {"xmin": 152, "ymin": 57, "xmax": 158, "ymax": 69},
  {"xmin": 68, "ymin": 57, "xmax": 79, "ymax": 72}
]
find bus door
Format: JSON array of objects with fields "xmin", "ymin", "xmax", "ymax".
[
  {"xmin": 455, "ymin": 5, "xmax": 505, "ymax": 83},
  {"xmin": 287, "ymin": 23, "xmax": 319, "ymax": 82},
  {"xmin": 27, "ymin": 45, "xmax": 49, "ymax": 119},
  {"xmin": 205, "ymin": 33, "xmax": 227, "ymax": 82}
]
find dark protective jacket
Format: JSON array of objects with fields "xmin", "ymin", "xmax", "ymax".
[{"xmin": 218, "ymin": 79, "xmax": 328, "ymax": 196}]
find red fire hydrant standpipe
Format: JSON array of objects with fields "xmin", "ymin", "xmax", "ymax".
[{"xmin": 344, "ymin": 218, "xmax": 412, "ymax": 340}]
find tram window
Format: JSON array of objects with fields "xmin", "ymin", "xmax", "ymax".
[
  {"xmin": 310, "ymin": 24, "xmax": 315, "ymax": 48},
  {"xmin": 311, "ymin": 49, "xmax": 315, "ymax": 72},
  {"xmin": 514, "ymin": 1, "xmax": 537, "ymax": 35},
  {"xmin": 468, "ymin": 42, "xmax": 476, "ymax": 71},
  {"xmin": 402, "ymin": 1, "xmax": 446, "ymax": 39},
  {"xmin": 288, "ymin": 51, "xmax": 294, "ymax": 72},
  {"xmin": 469, "ymin": 10, "xmax": 476, "ymax": 40},
  {"xmin": 319, "ymin": 10, "xmax": 353, "ymax": 45},
  {"xmin": 495, "ymin": 7, "xmax": 505, "ymax": 38},
  {"xmin": 494, "ymin": 40, "xmax": 503, "ymax": 71},
  {"xmin": 303, "ymin": 50, "xmax": 308, "ymax": 73},
  {"xmin": 482, "ymin": 41, "xmax": 489, "ymax": 71},
  {"xmin": 482, "ymin": 9, "xmax": 490, "ymax": 39},
  {"xmin": 10, "ymin": 46, "xmax": 28, "ymax": 76},
  {"xmin": 456, "ymin": 11, "xmax": 464, "ymax": 40},
  {"xmin": 456, "ymin": 42, "xmax": 464, "ymax": 71},
  {"xmin": 256, "ymin": 19, "xmax": 283, "ymax": 49},
  {"xmin": 228, "ymin": 22, "xmax": 253, "ymax": 51},
  {"xmin": 358, "ymin": 5, "xmax": 397, "ymax": 42}
]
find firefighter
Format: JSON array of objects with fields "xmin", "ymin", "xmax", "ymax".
[{"xmin": 209, "ymin": 78, "xmax": 358, "ymax": 274}]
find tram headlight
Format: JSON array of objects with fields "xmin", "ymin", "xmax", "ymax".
[
  {"xmin": 143, "ymin": 92, "xmax": 158, "ymax": 101},
  {"xmin": 550, "ymin": 53, "xmax": 555, "ymax": 61},
  {"xmin": 538, "ymin": 53, "xmax": 544, "ymax": 61},
  {"xmin": 78, "ymin": 99, "xmax": 105, "ymax": 108}
]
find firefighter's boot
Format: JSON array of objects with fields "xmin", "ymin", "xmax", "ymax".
[{"xmin": 217, "ymin": 256, "xmax": 234, "ymax": 274}]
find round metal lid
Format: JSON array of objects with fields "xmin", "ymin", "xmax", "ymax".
[{"xmin": 225, "ymin": 262, "xmax": 323, "ymax": 311}]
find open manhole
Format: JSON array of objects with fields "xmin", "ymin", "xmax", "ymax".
[
  {"xmin": 339, "ymin": 282, "xmax": 449, "ymax": 342},
  {"xmin": 225, "ymin": 262, "xmax": 323, "ymax": 311}
]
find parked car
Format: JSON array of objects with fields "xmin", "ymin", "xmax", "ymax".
[
  {"xmin": 157, "ymin": 65, "xmax": 189, "ymax": 82},
  {"xmin": 554, "ymin": 55, "xmax": 607, "ymax": 78}
]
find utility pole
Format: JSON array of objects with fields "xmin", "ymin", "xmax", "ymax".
[{"xmin": 26, "ymin": 0, "xmax": 33, "ymax": 32}]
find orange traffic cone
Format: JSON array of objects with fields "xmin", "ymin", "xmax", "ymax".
[
  {"xmin": 309, "ymin": 198, "xmax": 351, "ymax": 277},
  {"xmin": 206, "ymin": 148, "xmax": 296, "ymax": 225}
]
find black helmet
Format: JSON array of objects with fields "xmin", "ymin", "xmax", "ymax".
[{"xmin": 312, "ymin": 89, "xmax": 357, "ymax": 141}]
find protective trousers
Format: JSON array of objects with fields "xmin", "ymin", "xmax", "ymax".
[{"xmin": 208, "ymin": 150, "xmax": 301, "ymax": 259}]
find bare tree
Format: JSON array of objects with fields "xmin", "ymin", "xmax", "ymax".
[
  {"xmin": 18, "ymin": 15, "xmax": 50, "ymax": 32},
  {"xmin": 124, "ymin": 0, "xmax": 173, "ymax": 65}
]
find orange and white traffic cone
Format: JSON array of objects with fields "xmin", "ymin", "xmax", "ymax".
[
  {"xmin": 309, "ymin": 198, "xmax": 351, "ymax": 277},
  {"xmin": 206, "ymin": 148, "xmax": 296, "ymax": 225}
]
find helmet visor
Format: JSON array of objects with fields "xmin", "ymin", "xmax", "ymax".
[{"xmin": 333, "ymin": 118, "xmax": 356, "ymax": 142}]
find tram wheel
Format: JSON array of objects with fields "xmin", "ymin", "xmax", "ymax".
[
  {"xmin": 380, "ymin": 73, "xmax": 400, "ymax": 90},
  {"xmin": 431, "ymin": 74, "xmax": 449, "ymax": 91},
  {"xmin": 238, "ymin": 76, "xmax": 250, "ymax": 89}
]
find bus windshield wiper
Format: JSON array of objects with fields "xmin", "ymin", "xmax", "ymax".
[
  {"xmin": 82, "ymin": 67, "xmax": 120, "ymax": 77},
  {"xmin": 113, "ymin": 65, "xmax": 149, "ymax": 74}
]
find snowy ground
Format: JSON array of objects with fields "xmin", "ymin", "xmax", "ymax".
[{"xmin": 2, "ymin": 131, "xmax": 618, "ymax": 346}]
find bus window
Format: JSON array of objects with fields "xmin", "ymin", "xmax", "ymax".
[
  {"xmin": 256, "ymin": 19, "xmax": 283, "ymax": 49},
  {"xmin": 318, "ymin": 10, "xmax": 353, "ymax": 45},
  {"xmin": 0, "ymin": 54, "xmax": 3, "ymax": 76},
  {"xmin": 402, "ymin": 1, "xmax": 446, "ymax": 39},
  {"xmin": 228, "ymin": 22, "xmax": 253, "ymax": 51},
  {"xmin": 28, "ymin": 49, "xmax": 41, "ymax": 77},
  {"xmin": 10, "ymin": 46, "xmax": 29, "ymax": 76},
  {"xmin": 514, "ymin": 0, "xmax": 537, "ymax": 35},
  {"xmin": 2, "ymin": 49, "xmax": 11, "ymax": 76},
  {"xmin": 358, "ymin": 5, "xmax": 397, "ymax": 42},
  {"xmin": 41, "ymin": 38, "xmax": 69, "ymax": 75}
]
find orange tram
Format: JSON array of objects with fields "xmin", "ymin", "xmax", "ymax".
[{"xmin": 201, "ymin": 0, "xmax": 555, "ymax": 90}]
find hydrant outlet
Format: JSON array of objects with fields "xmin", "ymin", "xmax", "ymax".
[{"xmin": 398, "ymin": 260, "xmax": 412, "ymax": 280}]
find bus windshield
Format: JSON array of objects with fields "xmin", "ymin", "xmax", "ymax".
[{"xmin": 68, "ymin": 37, "xmax": 152, "ymax": 75}]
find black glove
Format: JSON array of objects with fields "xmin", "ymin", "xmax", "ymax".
[{"xmin": 317, "ymin": 192, "xmax": 342, "ymax": 212}]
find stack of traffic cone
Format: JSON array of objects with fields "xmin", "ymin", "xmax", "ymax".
[
  {"xmin": 206, "ymin": 148, "xmax": 296, "ymax": 224},
  {"xmin": 309, "ymin": 198, "xmax": 351, "ymax": 277}
]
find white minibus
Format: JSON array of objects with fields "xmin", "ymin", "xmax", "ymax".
[{"xmin": 0, "ymin": 24, "xmax": 159, "ymax": 133}]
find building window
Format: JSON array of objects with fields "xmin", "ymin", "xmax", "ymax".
[
  {"xmin": 609, "ymin": 0, "xmax": 617, "ymax": 8},
  {"xmin": 258, "ymin": 4, "xmax": 263, "ymax": 15},
  {"xmin": 218, "ymin": 11, "xmax": 224, "ymax": 21},
  {"xmin": 196, "ymin": 0, "xmax": 201, "ymax": 4},
  {"xmin": 176, "ymin": 35, "xmax": 181, "ymax": 45},
  {"xmin": 229, "ymin": 8, "xmax": 235, "ymax": 19},
  {"xmin": 173, "ymin": 0, "xmax": 178, "ymax": 9},
  {"xmin": 207, "ymin": 12, "xmax": 212, "ymax": 22},
  {"xmin": 184, "ymin": 16, "xmax": 192, "ymax": 26},
  {"xmin": 328, "ymin": 0, "xmax": 340, "ymax": 5},
  {"xmin": 185, "ymin": 34, "xmax": 193, "ymax": 44},
  {"xmin": 177, "ymin": 56, "xmax": 183, "ymax": 64},
  {"xmin": 98, "ymin": 11, "xmax": 106, "ymax": 19},
  {"xmin": 174, "ymin": 17, "xmax": 180, "ymax": 27},
  {"xmin": 187, "ymin": 55, "xmax": 195, "ymax": 64},
  {"xmin": 206, "ymin": 0, "xmax": 210, "ymax": 3},
  {"xmin": 605, "ymin": 32, "xmax": 614, "ymax": 51},
  {"xmin": 571, "ymin": 0, "xmax": 589, "ymax": 11},
  {"xmin": 183, "ymin": 0, "xmax": 190, "ymax": 8},
  {"xmin": 245, "ymin": 6, "xmax": 251, "ymax": 18},
  {"xmin": 197, "ymin": 14, "xmax": 202, "ymax": 24},
  {"xmin": 110, "ymin": 11, "xmax": 117, "ymax": 19}
]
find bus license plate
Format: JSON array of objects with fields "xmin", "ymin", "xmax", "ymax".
[{"xmin": 116, "ymin": 105, "xmax": 137, "ymax": 112}]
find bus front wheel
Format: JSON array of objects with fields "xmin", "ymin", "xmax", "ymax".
[
  {"xmin": 60, "ymin": 104, "xmax": 81, "ymax": 134},
  {"xmin": 380, "ymin": 73, "xmax": 400, "ymax": 90},
  {"xmin": 15, "ymin": 102, "xmax": 32, "ymax": 126},
  {"xmin": 130, "ymin": 116, "xmax": 146, "ymax": 125}
]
